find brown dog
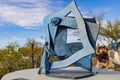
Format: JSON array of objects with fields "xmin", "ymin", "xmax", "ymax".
[{"xmin": 95, "ymin": 46, "xmax": 115, "ymax": 70}]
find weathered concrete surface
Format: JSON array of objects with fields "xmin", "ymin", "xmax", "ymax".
[{"xmin": 2, "ymin": 67, "xmax": 120, "ymax": 80}]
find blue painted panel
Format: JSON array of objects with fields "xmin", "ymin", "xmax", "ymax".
[
  {"xmin": 67, "ymin": 42, "xmax": 83, "ymax": 56},
  {"xmin": 54, "ymin": 26, "xmax": 68, "ymax": 56},
  {"xmin": 112, "ymin": 42, "xmax": 119, "ymax": 51},
  {"xmin": 48, "ymin": 24, "xmax": 58, "ymax": 45},
  {"xmin": 74, "ymin": 55, "xmax": 92, "ymax": 71}
]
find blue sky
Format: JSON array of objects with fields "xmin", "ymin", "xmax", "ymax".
[{"xmin": 0, "ymin": 0, "xmax": 120, "ymax": 48}]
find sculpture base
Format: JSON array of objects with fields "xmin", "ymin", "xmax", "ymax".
[
  {"xmin": 2, "ymin": 67, "xmax": 120, "ymax": 80},
  {"xmin": 47, "ymin": 69, "xmax": 94, "ymax": 79}
]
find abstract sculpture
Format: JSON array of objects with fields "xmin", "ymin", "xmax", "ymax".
[{"xmin": 39, "ymin": 0, "xmax": 99, "ymax": 79}]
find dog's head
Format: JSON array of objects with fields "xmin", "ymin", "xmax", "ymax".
[
  {"xmin": 97, "ymin": 46, "xmax": 108, "ymax": 55},
  {"xmin": 96, "ymin": 46, "xmax": 109, "ymax": 63}
]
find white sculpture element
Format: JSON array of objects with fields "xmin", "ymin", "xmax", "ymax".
[{"xmin": 114, "ymin": 51, "xmax": 120, "ymax": 65}]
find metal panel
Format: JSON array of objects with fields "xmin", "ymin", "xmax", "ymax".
[{"xmin": 54, "ymin": 26, "xmax": 67, "ymax": 56}]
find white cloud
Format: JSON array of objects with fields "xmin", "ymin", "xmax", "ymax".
[
  {"xmin": 35, "ymin": 37, "xmax": 45, "ymax": 46},
  {"xmin": 101, "ymin": 20, "xmax": 108, "ymax": 27},
  {"xmin": 67, "ymin": 29, "xmax": 81, "ymax": 43},
  {"xmin": 0, "ymin": 36, "xmax": 25, "ymax": 48},
  {"xmin": 11, "ymin": 36, "xmax": 24, "ymax": 41},
  {"xmin": 0, "ymin": 0, "xmax": 63, "ymax": 28},
  {"xmin": 67, "ymin": 35, "xmax": 81, "ymax": 43}
]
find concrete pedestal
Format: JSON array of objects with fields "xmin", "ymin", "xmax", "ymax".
[{"xmin": 2, "ymin": 67, "xmax": 120, "ymax": 80}]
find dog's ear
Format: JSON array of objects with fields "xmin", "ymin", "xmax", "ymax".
[
  {"xmin": 96, "ymin": 49, "xmax": 100, "ymax": 54},
  {"xmin": 97, "ymin": 47, "xmax": 101, "ymax": 54}
]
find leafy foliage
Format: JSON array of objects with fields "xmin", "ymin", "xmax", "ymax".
[
  {"xmin": 0, "ymin": 39, "xmax": 44, "ymax": 78},
  {"xmin": 100, "ymin": 20, "xmax": 120, "ymax": 41},
  {"xmin": 97, "ymin": 12, "xmax": 120, "ymax": 48}
]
